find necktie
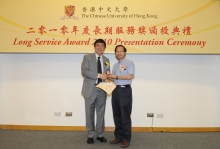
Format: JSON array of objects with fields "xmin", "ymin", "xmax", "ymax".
[{"xmin": 97, "ymin": 57, "xmax": 102, "ymax": 84}]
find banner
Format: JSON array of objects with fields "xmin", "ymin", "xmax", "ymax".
[{"xmin": 0, "ymin": 0, "xmax": 220, "ymax": 54}]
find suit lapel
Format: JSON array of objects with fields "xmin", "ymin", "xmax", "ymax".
[
  {"xmin": 102, "ymin": 56, "xmax": 106, "ymax": 73},
  {"xmin": 92, "ymin": 53, "xmax": 107, "ymax": 73},
  {"xmin": 92, "ymin": 53, "xmax": 97, "ymax": 73}
]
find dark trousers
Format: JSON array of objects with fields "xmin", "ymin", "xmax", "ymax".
[{"xmin": 112, "ymin": 86, "xmax": 132, "ymax": 142}]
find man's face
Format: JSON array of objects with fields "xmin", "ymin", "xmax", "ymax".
[
  {"xmin": 115, "ymin": 46, "xmax": 125, "ymax": 60},
  {"xmin": 94, "ymin": 42, "xmax": 105, "ymax": 56}
]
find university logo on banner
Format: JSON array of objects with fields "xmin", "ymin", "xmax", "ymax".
[
  {"xmin": 60, "ymin": 5, "xmax": 79, "ymax": 20},
  {"xmin": 65, "ymin": 5, "xmax": 75, "ymax": 17}
]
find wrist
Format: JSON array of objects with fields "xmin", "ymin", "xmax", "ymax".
[{"xmin": 115, "ymin": 76, "xmax": 118, "ymax": 80}]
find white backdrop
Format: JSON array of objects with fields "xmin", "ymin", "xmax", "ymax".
[{"xmin": 0, "ymin": 54, "xmax": 220, "ymax": 127}]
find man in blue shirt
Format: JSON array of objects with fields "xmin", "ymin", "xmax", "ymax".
[{"xmin": 107, "ymin": 45, "xmax": 135, "ymax": 148}]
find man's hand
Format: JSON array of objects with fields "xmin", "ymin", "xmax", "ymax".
[
  {"xmin": 107, "ymin": 74, "xmax": 116, "ymax": 79},
  {"xmin": 99, "ymin": 73, "xmax": 107, "ymax": 80}
]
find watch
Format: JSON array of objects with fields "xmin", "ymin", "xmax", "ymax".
[{"xmin": 116, "ymin": 76, "xmax": 118, "ymax": 80}]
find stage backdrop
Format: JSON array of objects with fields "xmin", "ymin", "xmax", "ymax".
[{"xmin": 0, "ymin": 0, "xmax": 220, "ymax": 54}]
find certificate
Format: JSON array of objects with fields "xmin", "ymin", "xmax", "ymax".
[{"xmin": 96, "ymin": 82, "xmax": 116, "ymax": 95}]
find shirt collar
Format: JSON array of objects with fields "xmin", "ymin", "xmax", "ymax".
[
  {"xmin": 118, "ymin": 58, "xmax": 126, "ymax": 63},
  {"xmin": 95, "ymin": 53, "xmax": 102, "ymax": 59}
]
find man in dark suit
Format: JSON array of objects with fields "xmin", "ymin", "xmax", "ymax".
[{"xmin": 81, "ymin": 39, "xmax": 110, "ymax": 144}]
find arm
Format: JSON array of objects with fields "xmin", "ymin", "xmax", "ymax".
[
  {"xmin": 108, "ymin": 74, "xmax": 133, "ymax": 80},
  {"xmin": 81, "ymin": 55, "xmax": 107, "ymax": 80},
  {"xmin": 81, "ymin": 55, "xmax": 98, "ymax": 80}
]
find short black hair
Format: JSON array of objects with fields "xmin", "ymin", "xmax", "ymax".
[
  {"xmin": 94, "ymin": 39, "xmax": 106, "ymax": 48},
  {"xmin": 114, "ymin": 45, "xmax": 127, "ymax": 53}
]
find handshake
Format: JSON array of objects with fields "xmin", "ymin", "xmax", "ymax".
[{"xmin": 99, "ymin": 72, "xmax": 116, "ymax": 81}]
